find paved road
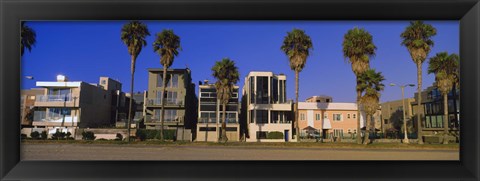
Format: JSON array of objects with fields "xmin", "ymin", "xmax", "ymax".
[{"xmin": 21, "ymin": 144, "xmax": 459, "ymax": 160}]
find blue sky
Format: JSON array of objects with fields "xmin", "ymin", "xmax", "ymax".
[{"xmin": 21, "ymin": 21, "xmax": 459, "ymax": 103}]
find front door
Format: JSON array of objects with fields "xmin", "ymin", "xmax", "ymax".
[{"xmin": 284, "ymin": 130, "xmax": 289, "ymax": 142}]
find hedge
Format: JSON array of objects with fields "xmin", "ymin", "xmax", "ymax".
[
  {"xmin": 267, "ymin": 131, "xmax": 284, "ymax": 139},
  {"xmin": 30, "ymin": 131, "xmax": 40, "ymax": 140},
  {"xmin": 136, "ymin": 129, "xmax": 176, "ymax": 141}
]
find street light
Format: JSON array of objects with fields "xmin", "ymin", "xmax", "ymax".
[{"xmin": 390, "ymin": 83, "xmax": 415, "ymax": 144}]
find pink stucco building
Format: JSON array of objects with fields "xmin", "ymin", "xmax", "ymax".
[{"xmin": 298, "ymin": 102, "xmax": 366, "ymax": 139}]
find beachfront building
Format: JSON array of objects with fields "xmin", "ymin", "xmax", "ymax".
[
  {"xmin": 196, "ymin": 81, "xmax": 240, "ymax": 142},
  {"xmin": 144, "ymin": 68, "xmax": 197, "ymax": 141},
  {"xmin": 242, "ymin": 71, "xmax": 294, "ymax": 142},
  {"xmin": 305, "ymin": 95, "xmax": 333, "ymax": 103},
  {"xmin": 411, "ymin": 83, "xmax": 460, "ymax": 137},
  {"xmin": 381, "ymin": 98, "xmax": 415, "ymax": 137},
  {"xmin": 20, "ymin": 88, "xmax": 44, "ymax": 128},
  {"xmin": 31, "ymin": 75, "xmax": 128, "ymax": 137},
  {"xmin": 297, "ymin": 100, "xmax": 367, "ymax": 140}
]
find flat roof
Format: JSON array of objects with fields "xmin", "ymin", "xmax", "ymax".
[
  {"xmin": 147, "ymin": 68, "xmax": 189, "ymax": 72},
  {"xmin": 36, "ymin": 81, "xmax": 82, "ymax": 88},
  {"xmin": 298, "ymin": 102, "xmax": 358, "ymax": 110}
]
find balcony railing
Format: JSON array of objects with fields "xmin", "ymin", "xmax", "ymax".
[
  {"xmin": 36, "ymin": 94, "xmax": 72, "ymax": 102},
  {"xmin": 145, "ymin": 115, "xmax": 184, "ymax": 123},
  {"xmin": 33, "ymin": 111, "xmax": 78, "ymax": 123},
  {"xmin": 147, "ymin": 98, "xmax": 184, "ymax": 106},
  {"xmin": 198, "ymin": 118, "xmax": 238, "ymax": 124}
]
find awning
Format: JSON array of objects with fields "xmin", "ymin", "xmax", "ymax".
[{"xmin": 322, "ymin": 118, "xmax": 332, "ymax": 129}]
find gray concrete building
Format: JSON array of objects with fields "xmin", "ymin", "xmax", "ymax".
[{"xmin": 144, "ymin": 68, "xmax": 197, "ymax": 141}]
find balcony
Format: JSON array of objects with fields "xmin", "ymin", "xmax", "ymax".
[
  {"xmin": 145, "ymin": 115, "xmax": 184, "ymax": 124},
  {"xmin": 198, "ymin": 118, "xmax": 238, "ymax": 124},
  {"xmin": 36, "ymin": 94, "xmax": 73, "ymax": 102},
  {"xmin": 146, "ymin": 98, "xmax": 184, "ymax": 107},
  {"xmin": 33, "ymin": 111, "xmax": 78, "ymax": 126}
]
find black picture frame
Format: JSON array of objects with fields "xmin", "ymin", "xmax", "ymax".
[{"xmin": 1, "ymin": 0, "xmax": 479, "ymax": 180}]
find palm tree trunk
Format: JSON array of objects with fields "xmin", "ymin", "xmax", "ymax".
[
  {"xmin": 356, "ymin": 78, "xmax": 362, "ymax": 144},
  {"xmin": 416, "ymin": 63, "xmax": 424, "ymax": 144},
  {"xmin": 295, "ymin": 70, "xmax": 300, "ymax": 142},
  {"xmin": 127, "ymin": 55, "xmax": 136, "ymax": 143},
  {"xmin": 443, "ymin": 93, "xmax": 449, "ymax": 144},
  {"xmin": 221, "ymin": 103, "xmax": 228, "ymax": 143},
  {"xmin": 160, "ymin": 66, "xmax": 168, "ymax": 141},
  {"xmin": 364, "ymin": 114, "xmax": 370, "ymax": 145}
]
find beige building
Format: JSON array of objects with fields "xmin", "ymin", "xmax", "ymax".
[
  {"xmin": 20, "ymin": 88, "xmax": 44, "ymax": 128},
  {"xmin": 381, "ymin": 98, "xmax": 415, "ymax": 134},
  {"xmin": 242, "ymin": 71, "xmax": 294, "ymax": 142},
  {"xmin": 305, "ymin": 95, "xmax": 333, "ymax": 103},
  {"xmin": 144, "ymin": 68, "xmax": 197, "ymax": 141},
  {"xmin": 196, "ymin": 82, "xmax": 240, "ymax": 142},
  {"xmin": 31, "ymin": 75, "xmax": 125, "ymax": 137}
]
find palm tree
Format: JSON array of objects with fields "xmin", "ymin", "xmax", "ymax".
[
  {"xmin": 358, "ymin": 69, "xmax": 385, "ymax": 144},
  {"xmin": 21, "ymin": 22, "xmax": 37, "ymax": 56},
  {"xmin": 342, "ymin": 27, "xmax": 377, "ymax": 144},
  {"xmin": 401, "ymin": 21, "xmax": 437, "ymax": 144},
  {"xmin": 121, "ymin": 21, "xmax": 150, "ymax": 142},
  {"xmin": 211, "ymin": 58, "xmax": 240, "ymax": 143},
  {"xmin": 428, "ymin": 52, "xmax": 459, "ymax": 144},
  {"xmin": 281, "ymin": 28, "xmax": 313, "ymax": 142},
  {"xmin": 153, "ymin": 29, "xmax": 181, "ymax": 141}
]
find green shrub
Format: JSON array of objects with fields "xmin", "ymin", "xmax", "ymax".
[
  {"xmin": 267, "ymin": 131, "xmax": 284, "ymax": 139},
  {"xmin": 30, "ymin": 131, "xmax": 40, "ymax": 140},
  {"xmin": 21, "ymin": 134, "xmax": 28, "ymax": 140},
  {"xmin": 136, "ymin": 129, "xmax": 147, "ymax": 141},
  {"xmin": 115, "ymin": 133, "xmax": 123, "ymax": 141},
  {"xmin": 82, "ymin": 131, "xmax": 96, "ymax": 140},
  {"xmin": 136, "ymin": 129, "xmax": 177, "ymax": 141},
  {"xmin": 52, "ymin": 130, "xmax": 66, "ymax": 140},
  {"xmin": 40, "ymin": 131, "xmax": 48, "ymax": 140},
  {"xmin": 66, "ymin": 132, "xmax": 72, "ymax": 139}
]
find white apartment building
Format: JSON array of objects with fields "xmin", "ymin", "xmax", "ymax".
[{"xmin": 242, "ymin": 71, "xmax": 294, "ymax": 142}]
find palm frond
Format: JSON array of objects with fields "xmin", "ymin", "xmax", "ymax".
[
  {"xmin": 153, "ymin": 29, "xmax": 181, "ymax": 68},
  {"xmin": 280, "ymin": 28, "xmax": 313, "ymax": 72}
]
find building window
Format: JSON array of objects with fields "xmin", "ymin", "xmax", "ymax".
[
  {"xmin": 101, "ymin": 80, "xmax": 106, "ymax": 85},
  {"xmin": 155, "ymin": 109, "xmax": 178, "ymax": 122},
  {"xmin": 249, "ymin": 77, "xmax": 255, "ymax": 104},
  {"xmin": 324, "ymin": 113, "xmax": 328, "ymax": 119},
  {"xmin": 333, "ymin": 114, "xmax": 342, "ymax": 121},
  {"xmin": 315, "ymin": 113, "xmax": 321, "ymax": 121},
  {"xmin": 271, "ymin": 111, "xmax": 278, "ymax": 123},
  {"xmin": 384, "ymin": 119, "xmax": 389, "ymax": 124},
  {"xmin": 347, "ymin": 114, "xmax": 350, "ymax": 119},
  {"xmin": 256, "ymin": 110, "xmax": 268, "ymax": 124},
  {"xmin": 219, "ymin": 112, "xmax": 237, "ymax": 123},
  {"xmin": 157, "ymin": 74, "xmax": 179, "ymax": 88},
  {"xmin": 256, "ymin": 76, "xmax": 269, "ymax": 104},
  {"xmin": 279, "ymin": 80, "xmax": 285, "ymax": 103},
  {"xmin": 353, "ymin": 114, "xmax": 356, "ymax": 119},
  {"xmin": 200, "ymin": 112, "xmax": 216, "ymax": 123},
  {"xmin": 300, "ymin": 113, "xmax": 306, "ymax": 121},
  {"xmin": 157, "ymin": 91, "xmax": 178, "ymax": 104}
]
